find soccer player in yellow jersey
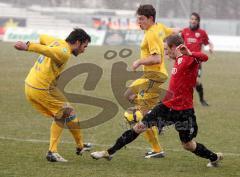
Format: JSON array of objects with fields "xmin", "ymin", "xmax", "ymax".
[
  {"xmin": 14, "ymin": 28, "xmax": 92, "ymax": 162},
  {"xmin": 123, "ymin": 4, "xmax": 180, "ymax": 158}
]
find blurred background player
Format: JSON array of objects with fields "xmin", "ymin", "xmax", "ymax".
[
  {"xmin": 123, "ymin": 4, "xmax": 180, "ymax": 158},
  {"xmin": 14, "ymin": 28, "xmax": 92, "ymax": 162},
  {"xmin": 181, "ymin": 12, "xmax": 214, "ymax": 106},
  {"xmin": 91, "ymin": 34, "xmax": 223, "ymax": 168}
]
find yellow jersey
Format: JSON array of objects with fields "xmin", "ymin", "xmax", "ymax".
[
  {"xmin": 25, "ymin": 35, "xmax": 72, "ymax": 89},
  {"xmin": 140, "ymin": 23, "xmax": 173, "ymax": 81}
]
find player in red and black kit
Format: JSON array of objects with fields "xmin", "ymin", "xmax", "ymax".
[
  {"xmin": 181, "ymin": 12, "xmax": 213, "ymax": 106},
  {"xmin": 91, "ymin": 35, "xmax": 223, "ymax": 168}
]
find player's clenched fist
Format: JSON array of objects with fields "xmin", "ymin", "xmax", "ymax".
[{"xmin": 14, "ymin": 41, "xmax": 29, "ymax": 51}]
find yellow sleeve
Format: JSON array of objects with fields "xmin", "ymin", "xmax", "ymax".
[
  {"xmin": 162, "ymin": 24, "xmax": 173, "ymax": 38},
  {"xmin": 39, "ymin": 35, "xmax": 56, "ymax": 45},
  {"xmin": 28, "ymin": 43, "xmax": 70, "ymax": 64},
  {"xmin": 146, "ymin": 31, "xmax": 161, "ymax": 55}
]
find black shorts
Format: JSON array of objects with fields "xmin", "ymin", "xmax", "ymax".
[{"xmin": 142, "ymin": 103, "xmax": 198, "ymax": 143}]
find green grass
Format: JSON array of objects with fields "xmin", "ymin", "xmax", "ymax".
[{"xmin": 0, "ymin": 42, "xmax": 239, "ymax": 177}]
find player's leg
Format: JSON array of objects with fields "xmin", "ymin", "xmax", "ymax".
[
  {"xmin": 25, "ymin": 85, "xmax": 66, "ymax": 162},
  {"xmin": 90, "ymin": 102, "xmax": 168, "ymax": 160},
  {"xmin": 125, "ymin": 78, "xmax": 164, "ymax": 158},
  {"xmin": 91, "ymin": 121, "xmax": 147, "ymax": 160},
  {"xmin": 125, "ymin": 77, "xmax": 156, "ymax": 112},
  {"xmin": 47, "ymin": 120, "xmax": 67, "ymax": 162},
  {"xmin": 25, "ymin": 86, "xmax": 90, "ymax": 162},
  {"xmin": 49, "ymin": 88, "xmax": 91, "ymax": 156},
  {"xmin": 140, "ymin": 79, "xmax": 165, "ymax": 158},
  {"xmin": 175, "ymin": 109, "xmax": 223, "ymax": 167},
  {"xmin": 54, "ymin": 106, "xmax": 91, "ymax": 155},
  {"xmin": 182, "ymin": 140, "xmax": 223, "ymax": 167},
  {"xmin": 124, "ymin": 107, "xmax": 164, "ymax": 158},
  {"xmin": 143, "ymin": 127, "xmax": 165, "ymax": 158},
  {"xmin": 195, "ymin": 65, "xmax": 209, "ymax": 106}
]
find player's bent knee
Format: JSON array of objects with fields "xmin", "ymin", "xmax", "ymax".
[
  {"xmin": 64, "ymin": 107, "xmax": 75, "ymax": 116},
  {"xmin": 55, "ymin": 106, "xmax": 76, "ymax": 120},
  {"xmin": 182, "ymin": 141, "xmax": 196, "ymax": 151},
  {"xmin": 133, "ymin": 122, "xmax": 146, "ymax": 134}
]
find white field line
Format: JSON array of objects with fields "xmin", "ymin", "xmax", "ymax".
[{"xmin": 0, "ymin": 136, "xmax": 239, "ymax": 157}]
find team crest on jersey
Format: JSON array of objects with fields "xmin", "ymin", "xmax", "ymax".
[
  {"xmin": 195, "ymin": 32, "xmax": 201, "ymax": 38},
  {"xmin": 62, "ymin": 48, "xmax": 68, "ymax": 53},
  {"xmin": 172, "ymin": 67, "xmax": 177, "ymax": 75},
  {"xmin": 177, "ymin": 57, "xmax": 183, "ymax": 65}
]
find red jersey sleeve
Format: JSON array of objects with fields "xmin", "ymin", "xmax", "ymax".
[{"xmin": 191, "ymin": 52, "xmax": 208, "ymax": 62}]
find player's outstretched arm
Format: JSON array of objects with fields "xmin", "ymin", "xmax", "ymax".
[
  {"xmin": 39, "ymin": 35, "xmax": 56, "ymax": 45},
  {"xmin": 28, "ymin": 43, "xmax": 68, "ymax": 64},
  {"xmin": 14, "ymin": 41, "xmax": 68, "ymax": 64}
]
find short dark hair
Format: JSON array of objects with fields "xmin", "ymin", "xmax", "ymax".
[
  {"xmin": 136, "ymin": 4, "xmax": 156, "ymax": 22},
  {"xmin": 191, "ymin": 12, "xmax": 200, "ymax": 22},
  {"xmin": 66, "ymin": 28, "xmax": 91, "ymax": 44},
  {"xmin": 165, "ymin": 34, "xmax": 184, "ymax": 48}
]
